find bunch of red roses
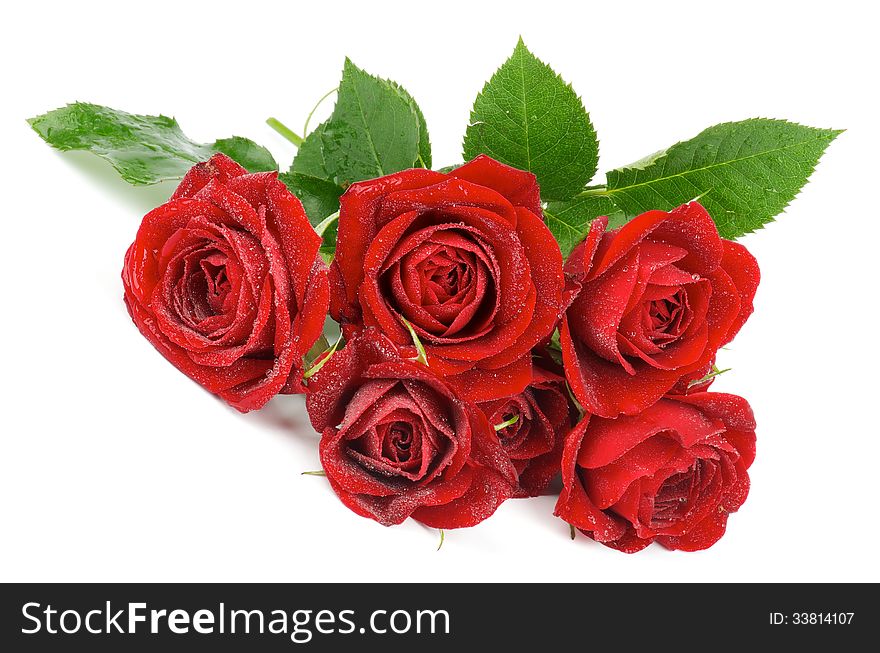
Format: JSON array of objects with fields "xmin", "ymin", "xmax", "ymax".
[
  {"xmin": 122, "ymin": 152, "xmax": 759, "ymax": 553},
  {"xmin": 29, "ymin": 38, "xmax": 839, "ymax": 554}
]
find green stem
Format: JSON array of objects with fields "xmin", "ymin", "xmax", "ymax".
[{"xmin": 266, "ymin": 117, "xmax": 304, "ymax": 147}]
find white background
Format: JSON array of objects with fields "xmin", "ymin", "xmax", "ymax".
[{"xmin": 2, "ymin": 0, "xmax": 877, "ymax": 582}]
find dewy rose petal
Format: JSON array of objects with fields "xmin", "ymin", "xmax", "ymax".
[
  {"xmin": 328, "ymin": 155, "xmax": 564, "ymax": 403},
  {"xmin": 306, "ymin": 329, "xmax": 517, "ymax": 529},
  {"xmin": 555, "ymin": 392, "xmax": 757, "ymax": 553},
  {"xmin": 122, "ymin": 154, "xmax": 330, "ymax": 412},
  {"xmin": 561, "ymin": 202, "xmax": 760, "ymax": 418}
]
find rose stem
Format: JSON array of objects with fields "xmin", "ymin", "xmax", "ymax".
[{"xmin": 266, "ymin": 118, "xmax": 304, "ymax": 147}]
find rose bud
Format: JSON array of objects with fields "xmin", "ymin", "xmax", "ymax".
[
  {"xmin": 561, "ymin": 202, "xmax": 759, "ymax": 417},
  {"xmin": 555, "ymin": 392, "xmax": 756, "ymax": 552},
  {"xmin": 122, "ymin": 154, "xmax": 329, "ymax": 412},
  {"xmin": 477, "ymin": 356, "xmax": 574, "ymax": 496},
  {"xmin": 306, "ymin": 329, "xmax": 517, "ymax": 529},
  {"xmin": 328, "ymin": 155, "xmax": 564, "ymax": 403}
]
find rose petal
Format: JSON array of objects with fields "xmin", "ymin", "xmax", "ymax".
[
  {"xmin": 656, "ymin": 507, "xmax": 731, "ymax": 552},
  {"xmin": 171, "ymin": 153, "xmax": 247, "ymax": 200},
  {"xmin": 443, "ymin": 355, "xmax": 533, "ymax": 403},
  {"xmin": 479, "ymin": 207, "xmax": 564, "ymax": 369},
  {"xmin": 647, "ymin": 202, "xmax": 724, "ymax": 276},
  {"xmin": 562, "ymin": 318, "xmax": 690, "ymax": 417},
  {"xmin": 719, "ymin": 239, "xmax": 760, "ymax": 344},
  {"xmin": 411, "ymin": 463, "xmax": 513, "ymax": 529},
  {"xmin": 554, "ymin": 417, "xmax": 627, "ymax": 541},
  {"xmin": 450, "ymin": 154, "xmax": 542, "ymax": 215},
  {"xmin": 564, "ymin": 216, "xmax": 608, "ymax": 280},
  {"xmin": 567, "ymin": 249, "xmax": 640, "ymax": 369},
  {"xmin": 379, "ymin": 176, "xmax": 519, "ymax": 228},
  {"xmin": 587, "ymin": 210, "xmax": 670, "ymax": 280}
]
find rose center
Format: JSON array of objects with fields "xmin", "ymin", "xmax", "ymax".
[
  {"xmin": 200, "ymin": 257, "xmax": 232, "ymax": 313},
  {"xmin": 650, "ymin": 461, "xmax": 705, "ymax": 528},
  {"xmin": 421, "ymin": 253, "xmax": 472, "ymax": 303},
  {"xmin": 381, "ymin": 421, "xmax": 414, "ymax": 463},
  {"xmin": 643, "ymin": 288, "xmax": 689, "ymax": 346},
  {"xmin": 386, "ymin": 229, "xmax": 500, "ymax": 341}
]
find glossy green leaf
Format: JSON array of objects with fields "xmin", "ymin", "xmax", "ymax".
[
  {"xmin": 463, "ymin": 38, "xmax": 599, "ymax": 200},
  {"xmin": 291, "ymin": 120, "xmax": 333, "ymax": 180},
  {"xmin": 320, "ymin": 59, "xmax": 427, "ymax": 186},
  {"xmin": 408, "ymin": 89, "xmax": 432, "ymax": 169},
  {"xmin": 279, "ymin": 172, "xmax": 342, "ymax": 226},
  {"xmin": 28, "ymin": 102, "xmax": 276, "ymax": 185},
  {"xmin": 287, "ymin": 120, "xmax": 345, "ymax": 247},
  {"xmin": 602, "ymin": 119, "xmax": 843, "ymax": 238}
]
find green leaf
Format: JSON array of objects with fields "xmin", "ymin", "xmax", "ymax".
[
  {"xmin": 212, "ymin": 136, "xmax": 277, "ymax": 173},
  {"xmin": 284, "ymin": 62, "xmax": 430, "ymax": 263},
  {"xmin": 28, "ymin": 102, "xmax": 276, "ymax": 185},
  {"xmin": 321, "ymin": 59, "xmax": 425, "ymax": 186},
  {"xmin": 409, "ymin": 90, "xmax": 432, "ymax": 169},
  {"xmin": 278, "ymin": 172, "xmax": 343, "ymax": 225},
  {"xmin": 313, "ymin": 212, "xmax": 339, "ymax": 239},
  {"xmin": 286, "ymin": 120, "xmax": 345, "ymax": 242},
  {"xmin": 382, "ymin": 79, "xmax": 432, "ymax": 169},
  {"xmin": 602, "ymin": 119, "xmax": 843, "ymax": 239},
  {"xmin": 286, "ymin": 121, "xmax": 345, "ymax": 262},
  {"xmin": 544, "ymin": 195, "xmax": 623, "ymax": 258},
  {"xmin": 463, "ymin": 38, "xmax": 599, "ymax": 200},
  {"xmin": 291, "ymin": 120, "xmax": 333, "ymax": 180}
]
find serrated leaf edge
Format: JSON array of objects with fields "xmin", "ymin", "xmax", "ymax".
[{"xmin": 462, "ymin": 38, "xmax": 599, "ymax": 199}]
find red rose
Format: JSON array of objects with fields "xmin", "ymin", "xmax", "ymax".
[
  {"xmin": 561, "ymin": 202, "xmax": 759, "ymax": 417},
  {"xmin": 477, "ymin": 357, "xmax": 573, "ymax": 496},
  {"xmin": 329, "ymin": 155, "xmax": 564, "ymax": 402},
  {"xmin": 555, "ymin": 392, "xmax": 756, "ymax": 552},
  {"xmin": 306, "ymin": 329, "xmax": 517, "ymax": 529},
  {"xmin": 122, "ymin": 154, "xmax": 329, "ymax": 412}
]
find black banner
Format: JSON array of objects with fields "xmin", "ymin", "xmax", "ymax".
[{"xmin": 0, "ymin": 583, "xmax": 872, "ymax": 651}]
